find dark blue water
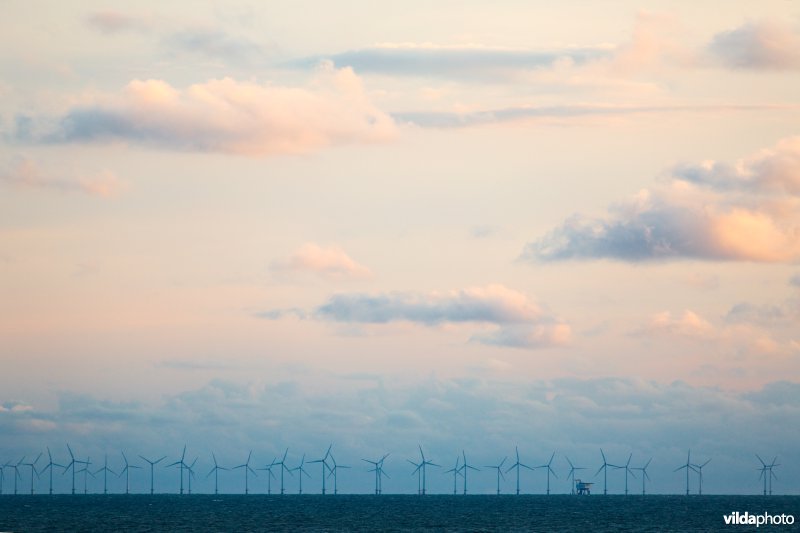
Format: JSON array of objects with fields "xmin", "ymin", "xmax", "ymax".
[{"xmin": 1, "ymin": 495, "xmax": 797, "ymax": 532}]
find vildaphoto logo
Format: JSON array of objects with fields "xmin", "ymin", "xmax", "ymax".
[{"xmin": 723, "ymin": 512, "xmax": 794, "ymax": 527}]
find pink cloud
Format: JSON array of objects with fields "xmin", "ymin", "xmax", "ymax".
[
  {"xmin": 1, "ymin": 157, "xmax": 125, "ymax": 198},
  {"xmin": 272, "ymin": 243, "xmax": 372, "ymax": 280},
  {"xmin": 708, "ymin": 20, "xmax": 800, "ymax": 70},
  {"xmin": 41, "ymin": 62, "xmax": 396, "ymax": 156},
  {"xmin": 524, "ymin": 137, "xmax": 800, "ymax": 263},
  {"xmin": 86, "ymin": 10, "xmax": 153, "ymax": 34}
]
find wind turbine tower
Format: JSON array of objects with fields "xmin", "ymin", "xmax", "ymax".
[
  {"xmin": 139, "ymin": 454, "xmax": 167, "ymax": 495},
  {"xmin": 207, "ymin": 453, "xmax": 229, "ymax": 495},
  {"xmin": 485, "ymin": 457, "xmax": 506, "ymax": 495},
  {"xmin": 22, "ymin": 453, "xmax": 42, "ymax": 495},
  {"xmin": 410, "ymin": 445, "xmax": 439, "ymax": 495},
  {"xmin": 595, "ymin": 449, "xmax": 618, "ymax": 495},
  {"xmin": 275, "ymin": 449, "xmax": 292, "ymax": 495},
  {"xmin": 233, "ymin": 451, "xmax": 257, "ymax": 495},
  {"xmin": 63, "ymin": 445, "xmax": 88, "ymax": 495},
  {"xmin": 119, "ymin": 452, "xmax": 141, "ymax": 494},
  {"xmin": 166, "ymin": 446, "xmax": 188, "ymax": 495},
  {"xmin": 291, "ymin": 454, "xmax": 311, "ymax": 494},
  {"xmin": 506, "ymin": 447, "xmax": 533, "ymax": 495},
  {"xmin": 257, "ymin": 458, "xmax": 277, "ymax": 495},
  {"xmin": 40, "ymin": 448, "xmax": 64, "ymax": 496},
  {"xmin": 632, "ymin": 458, "xmax": 652, "ymax": 495},
  {"xmin": 4, "ymin": 458, "xmax": 23, "ymax": 495},
  {"xmin": 536, "ymin": 452, "xmax": 558, "ymax": 495},
  {"xmin": 674, "ymin": 450, "xmax": 697, "ymax": 496},
  {"xmin": 94, "ymin": 455, "xmax": 116, "ymax": 495},
  {"xmin": 328, "ymin": 453, "xmax": 350, "ymax": 495},
  {"xmin": 308, "ymin": 445, "xmax": 332, "ymax": 495},
  {"xmin": 77, "ymin": 457, "xmax": 94, "ymax": 494},
  {"xmin": 565, "ymin": 457, "xmax": 586, "ymax": 495},
  {"xmin": 363, "ymin": 454, "xmax": 389, "ymax": 495},
  {"xmin": 613, "ymin": 453, "xmax": 636, "ymax": 496},
  {"xmin": 444, "ymin": 456, "xmax": 461, "ymax": 495},
  {"xmin": 691, "ymin": 457, "xmax": 711, "ymax": 495},
  {"xmin": 460, "ymin": 451, "xmax": 479, "ymax": 495}
]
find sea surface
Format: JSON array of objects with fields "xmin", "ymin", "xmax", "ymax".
[{"xmin": 1, "ymin": 494, "xmax": 798, "ymax": 532}]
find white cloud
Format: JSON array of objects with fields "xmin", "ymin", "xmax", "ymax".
[
  {"xmin": 523, "ymin": 138, "xmax": 800, "ymax": 263},
  {"xmin": 23, "ymin": 63, "xmax": 396, "ymax": 156},
  {"xmin": 271, "ymin": 243, "xmax": 372, "ymax": 280}
]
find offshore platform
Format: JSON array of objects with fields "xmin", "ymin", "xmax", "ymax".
[{"xmin": 576, "ymin": 479, "xmax": 594, "ymax": 495}]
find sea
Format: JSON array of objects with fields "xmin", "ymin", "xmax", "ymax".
[{"xmin": 1, "ymin": 494, "xmax": 798, "ymax": 532}]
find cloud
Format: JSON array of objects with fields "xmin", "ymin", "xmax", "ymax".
[
  {"xmin": 292, "ymin": 43, "xmax": 611, "ymax": 80},
  {"xmin": 394, "ymin": 103, "xmax": 782, "ymax": 129},
  {"xmin": 86, "ymin": 10, "xmax": 153, "ymax": 34},
  {"xmin": 311, "ymin": 284, "xmax": 569, "ymax": 349},
  {"xmin": 162, "ymin": 28, "xmax": 273, "ymax": 64},
  {"xmin": 791, "ymin": 274, "xmax": 800, "ymax": 288},
  {"xmin": 1, "ymin": 156, "xmax": 125, "ymax": 197},
  {"xmin": 271, "ymin": 243, "xmax": 372, "ymax": 280},
  {"xmin": 725, "ymin": 300, "xmax": 800, "ymax": 326},
  {"xmin": 20, "ymin": 62, "xmax": 396, "ymax": 156},
  {"xmin": 674, "ymin": 137, "xmax": 800, "ymax": 195},
  {"xmin": 708, "ymin": 21, "xmax": 800, "ymax": 70},
  {"xmin": 523, "ymin": 138, "xmax": 800, "ymax": 263},
  {"xmin": 2, "ymin": 377, "xmax": 799, "ymax": 494},
  {"xmin": 636, "ymin": 310, "xmax": 715, "ymax": 339}
]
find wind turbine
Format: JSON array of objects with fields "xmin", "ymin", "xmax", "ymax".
[
  {"xmin": 327, "ymin": 453, "xmax": 350, "ymax": 495},
  {"xmin": 536, "ymin": 452, "xmax": 558, "ymax": 495},
  {"xmin": 257, "ymin": 458, "xmax": 277, "ymax": 495},
  {"xmin": 444, "ymin": 456, "xmax": 462, "ymax": 495},
  {"xmin": 631, "ymin": 458, "xmax": 652, "ymax": 495},
  {"xmin": 363, "ymin": 454, "xmax": 389, "ymax": 495},
  {"xmin": 139, "ymin": 454, "xmax": 167, "ymax": 495},
  {"xmin": 165, "ymin": 446, "xmax": 188, "ymax": 494},
  {"xmin": 768, "ymin": 458, "xmax": 779, "ymax": 495},
  {"xmin": 118, "ymin": 452, "xmax": 140, "ymax": 494},
  {"xmin": 233, "ymin": 451, "xmax": 257, "ymax": 494},
  {"xmin": 691, "ymin": 457, "xmax": 711, "ymax": 495},
  {"xmin": 613, "ymin": 453, "xmax": 636, "ymax": 496},
  {"xmin": 94, "ymin": 454, "xmax": 116, "ymax": 495},
  {"xmin": 506, "ymin": 447, "xmax": 534, "ymax": 495},
  {"xmin": 291, "ymin": 454, "xmax": 311, "ymax": 494},
  {"xmin": 565, "ymin": 457, "xmax": 586, "ymax": 495},
  {"xmin": 410, "ymin": 445, "xmax": 439, "ymax": 495},
  {"xmin": 485, "ymin": 457, "xmax": 506, "ymax": 495},
  {"xmin": 275, "ymin": 448, "xmax": 293, "ymax": 495},
  {"xmin": 595, "ymin": 449, "xmax": 618, "ymax": 495},
  {"xmin": 460, "ymin": 450, "xmax": 479, "ymax": 495},
  {"xmin": 4, "ymin": 457, "xmax": 23, "ymax": 495},
  {"xmin": 77, "ymin": 457, "xmax": 94, "ymax": 494},
  {"xmin": 186, "ymin": 458, "xmax": 198, "ymax": 495},
  {"xmin": 207, "ymin": 453, "xmax": 229, "ymax": 495},
  {"xmin": 22, "ymin": 453, "xmax": 42, "ymax": 495},
  {"xmin": 308, "ymin": 445, "xmax": 332, "ymax": 495},
  {"xmin": 63, "ymin": 444, "xmax": 88, "ymax": 495},
  {"xmin": 0, "ymin": 465, "xmax": 5, "ymax": 495},
  {"xmin": 40, "ymin": 447, "xmax": 64, "ymax": 495},
  {"xmin": 674, "ymin": 450, "xmax": 697, "ymax": 496}
]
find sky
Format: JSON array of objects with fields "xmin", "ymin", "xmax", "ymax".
[{"xmin": 1, "ymin": 1, "xmax": 799, "ymax": 495}]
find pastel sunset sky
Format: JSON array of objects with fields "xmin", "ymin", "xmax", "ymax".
[{"xmin": 1, "ymin": 1, "xmax": 799, "ymax": 494}]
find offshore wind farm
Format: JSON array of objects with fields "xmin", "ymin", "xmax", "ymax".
[{"xmin": 2, "ymin": 0, "xmax": 800, "ymax": 530}]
